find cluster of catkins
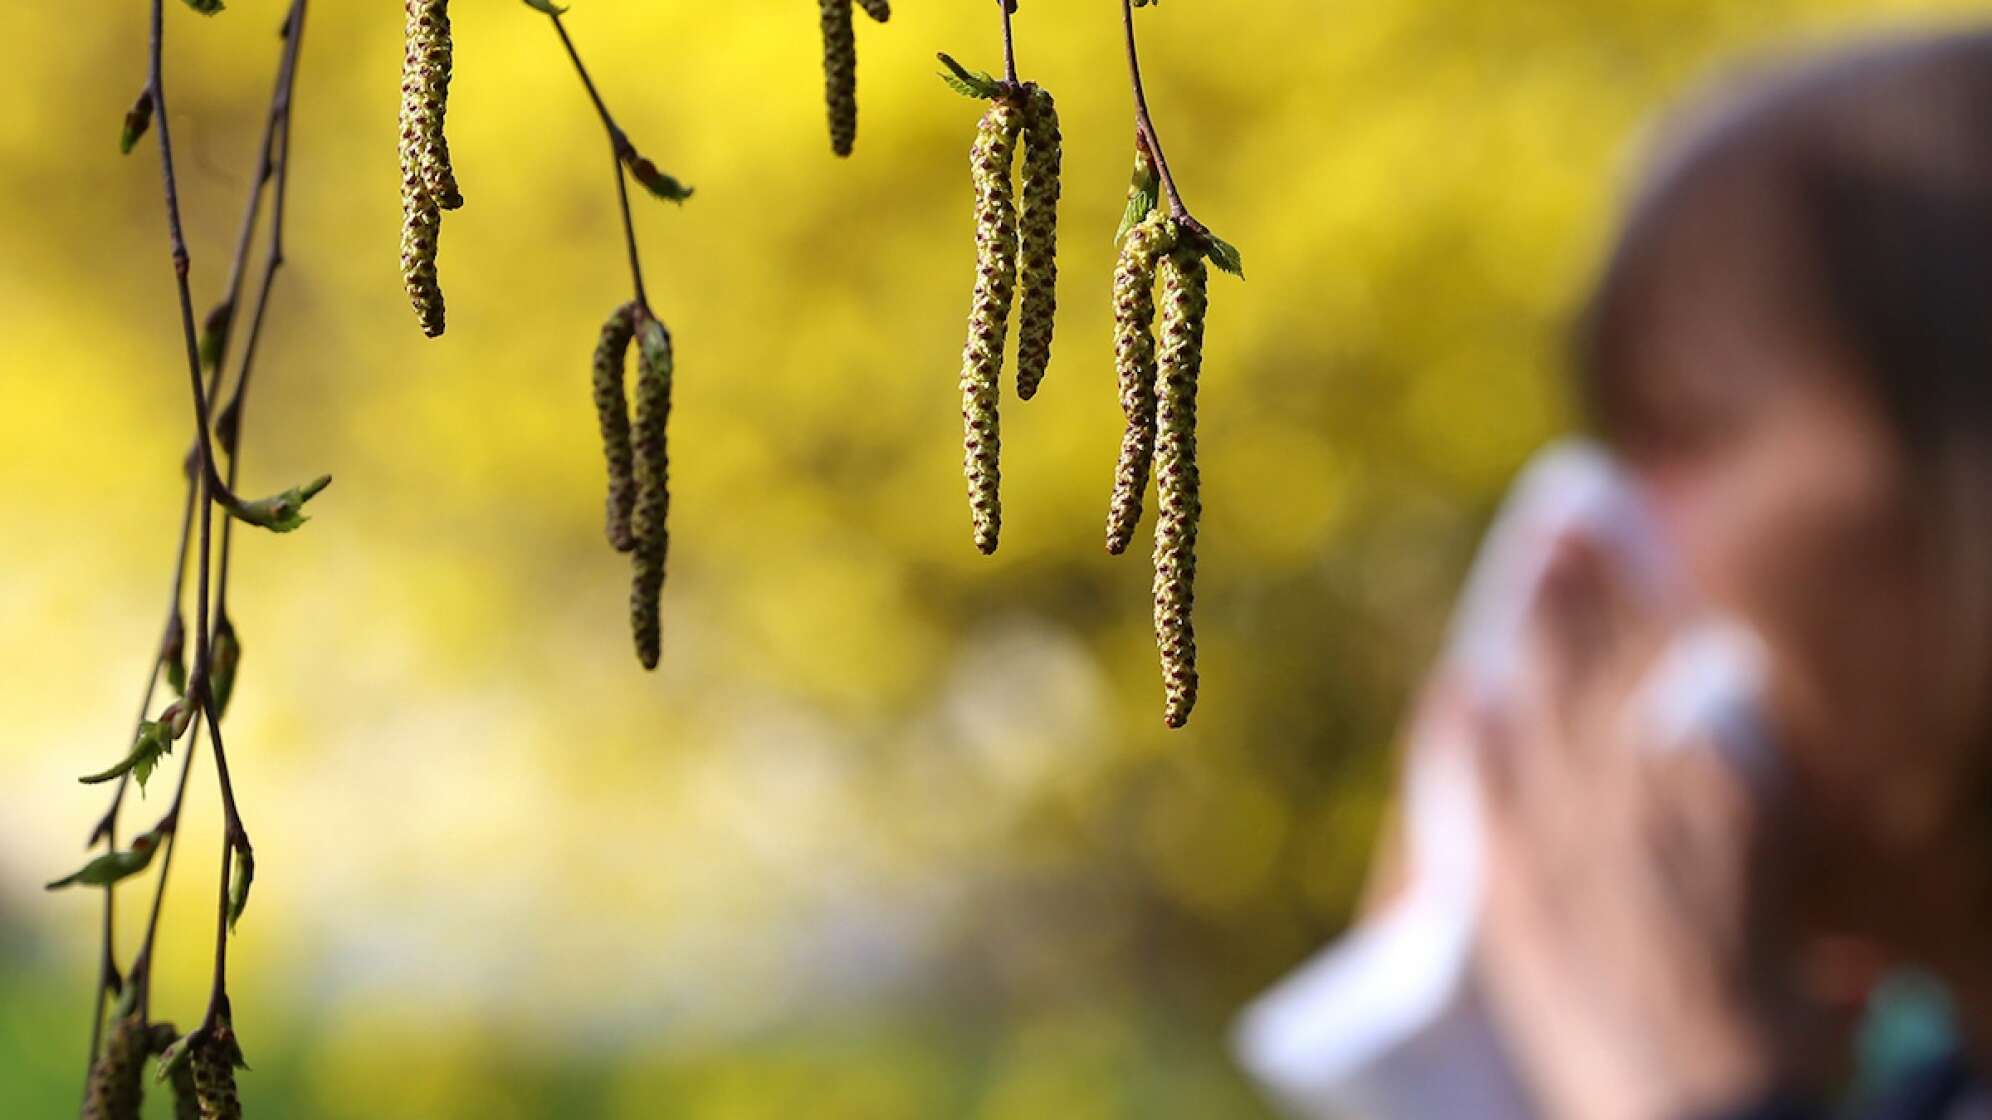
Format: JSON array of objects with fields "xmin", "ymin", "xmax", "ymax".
[
  {"xmin": 1109, "ymin": 166, "xmax": 1222, "ymax": 730},
  {"xmin": 950, "ymin": 69, "xmax": 1062, "ymax": 554},
  {"xmin": 399, "ymin": 0, "xmax": 459, "ymax": 337},
  {"xmin": 83, "ymin": 1006, "xmax": 243, "ymax": 1120},
  {"xmin": 591, "ymin": 302, "xmax": 675, "ymax": 669},
  {"xmin": 819, "ymin": 0, "xmax": 892, "ymax": 156}
]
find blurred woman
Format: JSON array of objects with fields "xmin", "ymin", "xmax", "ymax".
[{"xmin": 1463, "ymin": 29, "xmax": 1992, "ymax": 1120}]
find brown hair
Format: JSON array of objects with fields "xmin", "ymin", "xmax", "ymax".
[{"xmin": 1577, "ymin": 29, "xmax": 1992, "ymax": 753}]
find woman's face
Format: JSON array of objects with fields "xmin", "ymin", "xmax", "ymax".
[{"xmin": 1608, "ymin": 212, "xmax": 1966, "ymax": 934}]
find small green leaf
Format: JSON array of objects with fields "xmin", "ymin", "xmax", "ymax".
[
  {"xmin": 162, "ymin": 611, "xmax": 187, "ymax": 697},
  {"xmin": 936, "ymin": 53, "xmax": 1003, "ymax": 100},
  {"xmin": 210, "ymin": 619, "xmax": 241, "ymax": 720},
  {"xmin": 227, "ymin": 843, "xmax": 254, "ymax": 931},
  {"xmin": 623, "ymin": 153, "xmax": 693, "ymax": 203},
  {"xmin": 1203, "ymin": 233, "xmax": 1245, "ymax": 278},
  {"xmin": 226, "ymin": 474, "xmax": 331, "ymax": 533},
  {"xmin": 79, "ymin": 715, "xmax": 180, "ymax": 791},
  {"xmin": 120, "ymin": 90, "xmax": 154, "ymax": 155},
  {"xmin": 180, "ymin": 0, "xmax": 225, "ymax": 13},
  {"xmin": 1116, "ymin": 152, "xmax": 1160, "ymax": 245},
  {"xmin": 46, "ymin": 829, "xmax": 164, "ymax": 891},
  {"xmin": 155, "ymin": 1034, "xmax": 193, "ymax": 1082},
  {"xmin": 521, "ymin": 0, "xmax": 568, "ymax": 14},
  {"xmin": 199, "ymin": 300, "xmax": 234, "ymax": 372}
]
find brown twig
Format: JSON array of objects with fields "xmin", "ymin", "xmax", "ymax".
[
  {"xmin": 999, "ymin": 1, "xmax": 1019, "ymax": 86},
  {"xmin": 1119, "ymin": 0, "xmax": 1206, "ymax": 240},
  {"xmin": 544, "ymin": 10, "xmax": 650, "ymax": 311}
]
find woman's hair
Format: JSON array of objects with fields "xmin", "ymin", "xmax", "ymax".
[{"xmin": 1577, "ymin": 28, "xmax": 1992, "ymax": 751}]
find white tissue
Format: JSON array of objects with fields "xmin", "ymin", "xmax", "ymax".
[{"xmin": 1233, "ymin": 440, "xmax": 1776, "ymax": 1120}]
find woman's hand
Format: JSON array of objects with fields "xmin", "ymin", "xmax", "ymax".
[{"xmin": 1459, "ymin": 537, "xmax": 1804, "ymax": 1120}]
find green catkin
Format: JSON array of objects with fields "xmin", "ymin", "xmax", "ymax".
[
  {"xmin": 1015, "ymin": 87, "xmax": 1061, "ymax": 401},
  {"xmin": 188, "ymin": 1030, "xmax": 244, "ymax": 1120},
  {"xmin": 959, "ymin": 98, "xmax": 1024, "ymax": 555},
  {"xmin": 1153, "ymin": 243, "xmax": 1208, "ymax": 729},
  {"xmin": 82, "ymin": 1014, "xmax": 150, "ymax": 1120},
  {"xmin": 855, "ymin": 0, "xmax": 892, "ymax": 22},
  {"xmin": 402, "ymin": 0, "xmax": 459, "ymax": 210},
  {"xmin": 592, "ymin": 302, "xmax": 641, "ymax": 553},
  {"xmin": 819, "ymin": 0, "xmax": 858, "ymax": 157},
  {"xmin": 398, "ymin": 0, "xmax": 450, "ymax": 336},
  {"xmin": 1105, "ymin": 212, "xmax": 1177, "ymax": 555},
  {"xmin": 630, "ymin": 315, "xmax": 674, "ymax": 670}
]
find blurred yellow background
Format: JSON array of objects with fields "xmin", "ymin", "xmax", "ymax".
[{"xmin": 0, "ymin": 0, "xmax": 1981, "ymax": 1115}]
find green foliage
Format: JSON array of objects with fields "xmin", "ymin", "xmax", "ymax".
[
  {"xmin": 78, "ymin": 703, "xmax": 190, "ymax": 791},
  {"xmin": 227, "ymin": 841, "xmax": 255, "ymax": 930},
  {"xmin": 225, "ymin": 474, "xmax": 332, "ymax": 533},
  {"xmin": 210, "ymin": 617, "xmax": 241, "ymax": 719},
  {"xmin": 199, "ymin": 299, "xmax": 234, "ymax": 371},
  {"xmin": 622, "ymin": 152, "xmax": 692, "ymax": 203},
  {"xmin": 1116, "ymin": 153, "xmax": 1160, "ymax": 244},
  {"xmin": 936, "ymin": 53, "xmax": 1003, "ymax": 100},
  {"xmin": 45, "ymin": 828, "xmax": 165, "ymax": 891},
  {"xmin": 1202, "ymin": 233, "xmax": 1244, "ymax": 278},
  {"xmin": 118, "ymin": 89, "xmax": 153, "ymax": 155}
]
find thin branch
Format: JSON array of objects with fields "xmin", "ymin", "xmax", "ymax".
[
  {"xmin": 218, "ymin": 0, "xmax": 308, "ymax": 616},
  {"xmin": 79, "ymin": 478, "xmax": 193, "ymax": 1084},
  {"xmin": 127, "ymin": 709, "xmax": 202, "ymax": 1024},
  {"xmin": 1119, "ymin": 0, "xmax": 1206, "ymax": 239},
  {"xmin": 1000, "ymin": 1, "xmax": 1019, "ymax": 86},
  {"xmin": 141, "ymin": 0, "xmax": 276, "ymax": 1041},
  {"xmin": 545, "ymin": 12, "xmax": 649, "ymax": 309},
  {"xmin": 198, "ymin": 692, "xmax": 248, "ymax": 1031}
]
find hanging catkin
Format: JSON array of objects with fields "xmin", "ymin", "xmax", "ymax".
[
  {"xmin": 1153, "ymin": 243, "xmax": 1209, "ymax": 728},
  {"xmin": 820, "ymin": 0, "xmax": 888, "ymax": 156},
  {"xmin": 398, "ymin": 0, "xmax": 455, "ymax": 336},
  {"xmin": 403, "ymin": 0, "xmax": 459, "ymax": 209},
  {"xmin": 959, "ymin": 97, "xmax": 1024, "ymax": 555},
  {"xmin": 1014, "ymin": 87, "xmax": 1061, "ymax": 401},
  {"xmin": 82, "ymin": 1013, "xmax": 150, "ymax": 1120},
  {"xmin": 819, "ymin": 0, "xmax": 857, "ymax": 157},
  {"xmin": 592, "ymin": 302, "xmax": 641, "ymax": 553},
  {"xmin": 629, "ymin": 314, "xmax": 674, "ymax": 670},
  {"xmin": 188, "ymin": 1030, "xmax": 244, "ymax": 1120},
  {"xmin": 1106, "ymin": 212, "xmax": 1177, "ymax": 555}
]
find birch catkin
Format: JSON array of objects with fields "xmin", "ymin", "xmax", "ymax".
[
  {"xmin": 1106, "ymin": 212, "xmax": 1177, "ymax": 555},
  {"xmin": 82, "ymin": 1013, "xmax": 150, "ymax": 1120},
  {"xmin": 959, "ymin": 98, "xmax": 1024, "ymax": 555},
  {"xmin": 188, "ymin": 1031, "xmax": 244, "ymax": 1120},
  {"xmin": 398, "ymin": 0, "xmax": 455, "ymax": 336},
  {"xmin": 1153, "ymin": 244, "xmax": 1209, "ymax": 728},
  {"xmin": 405, "ymin": 0, "xmax": 460, "ymax": 210},
  {"xmin": 630, "ymin": 315, "xmax": 674, "ymax": 670},
  {"xmin": 1014, "ymin": 87, "xmax": 1062, "ymax": 402},
  {"xmin": 592, "ymin": 302, "xmax": 641, "ymax": 553},
  {"xmin": 819, "ymin": 0, "xmax": 858, "ymax": 157}
]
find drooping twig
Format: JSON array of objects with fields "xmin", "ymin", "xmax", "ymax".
[
  {"xmin": 83, "ymin": 15, "xmax": 308, "ymax": 1077},
  {"xmin": 217, "ymin": 0, "xmax": 308, "ymax": 619},
  {"xmin": 80, "ymin": 483, "xmax": 192, "ymax": 1082},
  {"xmin": 999, "ymin": 0, "xmax": 1019, "ymax": 86},
  {"xmin": 130, "ymin": 0, "xmax": 308, "ymax": 1055},
  {"xmin": 545, "ymin": 10, "xmax": 651, "ymax": 310},
  {"xmin": 1119, "ymin": 0, "xmax": 1207, "ymax": 241}
]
